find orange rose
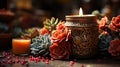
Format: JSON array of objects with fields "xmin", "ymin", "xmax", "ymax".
[
  {"xmin": 40, "ymin": 27, "xmax": 49, "ymax": 35},
  {"xmin": 51, "ymin": 21, "xmax": 71, "ymax": 42},
  {"xmin": 109, "ymin": 15, "xmax": 120, "ymax": 32},
  {"xmin": 51, "ymin": 30, "xmax": 65, "ymax": 42},
  {"xmin": 97, "ymin": 16, "xmax": 108, "ymax": 30},
  {"xmin": 56, "ymin": 22, "xmax": 66, "ymax": 30},
  {"xmin": 50, "ymin": 42, "xmax": 71, "ymax": 60},
  {"xmin": 51, "ymin": 28, "xmax": 71, "ymax": 42}
]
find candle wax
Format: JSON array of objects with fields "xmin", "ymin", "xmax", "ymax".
[{"xmin": 12, "ymin": 39, "xmax": 31, "ymax": 55}]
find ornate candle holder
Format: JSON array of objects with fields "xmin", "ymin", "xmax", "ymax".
[{"xmin": 65, "ymin": 15, "xmax": 99, "ymax": 59}]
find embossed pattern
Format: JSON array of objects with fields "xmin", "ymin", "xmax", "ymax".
[{"xmin": 68, "ymin": 26, "xmax": 99, "ymax": 58}]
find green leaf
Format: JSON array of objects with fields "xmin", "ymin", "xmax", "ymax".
[
  {"xmin": 51, "ymin": 17, "xmax": 55, "ymax": 24},
  {"xmin": 54, "ymin": 18, "xmax": 59, "ymax": 25}
]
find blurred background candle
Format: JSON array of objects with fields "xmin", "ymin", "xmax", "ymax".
[{"xmin": 12, "ymin": 39, "xmax": 31, "ymax": 55}]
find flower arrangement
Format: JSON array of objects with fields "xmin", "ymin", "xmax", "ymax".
[
  {"xmin": 21, "ymin": 15, "xmax": 120, "ymax": 60},
  {"xmin": 50, "ymin": 22, "xmax": 71, "ymax": 60},
  {"xmin": 98, "ymin": 15, "xmax": 120, "ymax": 58},
  {"xmin": 22, "ymin": 17, "xmax": 71, "ymax": 60}
]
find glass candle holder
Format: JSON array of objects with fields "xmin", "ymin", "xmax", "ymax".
[{"xmin": 12, "ymin": 39, "xmax": 31, "ymax": 55}]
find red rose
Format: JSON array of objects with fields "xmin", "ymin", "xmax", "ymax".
[
  {"xmin": 109, "ymin": 38, "xmax": 120, "ymax": 56},
  {"xmin": 56, "ymin": 22, "xmax": 66, "ymax": 30},
  {"xmin": 40, "ymin": 27, "xmax": 49, "ymax": 35},
  {"xmin": 109, "ymin": 15, "xmax": 120, "ymax": 32},
  {"xmin": 50, "ymin": 42, "xmax": 71, "ymax": 60},
  {"xmin": 97, "ymin": 16, "xmax": 108, "ymax": 30}
]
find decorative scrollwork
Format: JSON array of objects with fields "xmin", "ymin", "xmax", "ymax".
[{"xmin": 68, "ymin": 26, "xmax": 99, "ymax": 58}]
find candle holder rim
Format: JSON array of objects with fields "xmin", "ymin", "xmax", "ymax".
[{"xmin": 65, "ymin": 14, "xmax": 96, "ymax": 17}]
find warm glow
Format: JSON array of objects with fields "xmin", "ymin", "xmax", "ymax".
[
  {"xmin": 12, "ymin": 39, "xmax": 31, "ymax": 55},
  {"xmin": 79, "ymin": 8, "xmax": 83, "ymax": 16}
]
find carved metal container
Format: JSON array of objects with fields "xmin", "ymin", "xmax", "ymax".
[{"xmin": 65, "ymin": 15, "xmax": 99, "ymax": 58}]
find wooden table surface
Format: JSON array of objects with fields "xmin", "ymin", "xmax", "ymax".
[
  {"xmin": 24, "ymin": 59, "xmax": 120, "ymax": 67},
  {"xmin": 0, "ymin": 57, "xmax": 120, "ymax": 67},
  {"xmin": 0, "ymin": 51, "xmax": 120, "ymax": 67}
]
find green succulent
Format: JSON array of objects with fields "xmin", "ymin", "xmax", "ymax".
[
  {"xmin": 98, "ymin": 33, "xmax": 112, "ymax": 51},
  {"xmin": 30, "ymin": 34, "xmax": 52, "ymax": 56},
  {"xmin": 43, "ymin": 17, "xmax": 59, "ymax": 32},
  {"xmin": 21, "ymin": 27, "xmax": 40, "ymax": 39},
  {"xmin": 98, "ymin": 33, "xmax": 112, "ymax": 56}
]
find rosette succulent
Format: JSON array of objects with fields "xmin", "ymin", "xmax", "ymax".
[
  {"xmin": 43, "ymin": 17, "xmax": 59, "ymax": 32},
  {"xmin": 30, "ymin": 34, "xmax": 52, "ymax": 56},
  {"xmin": 98, "ymin": 32, "xmax": 112, "ymax": 51},
  {"xmin": 98, "ymin": 32, "xmax": 112, "ymax": 56},
  {"xmin": 21, "ymin": 28, "xmax": 40, "ymax": 39}
]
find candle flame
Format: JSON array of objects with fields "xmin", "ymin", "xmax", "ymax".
[{"xmin": 79, "ymin": 8, "xmax": 83, "ymax": 16}]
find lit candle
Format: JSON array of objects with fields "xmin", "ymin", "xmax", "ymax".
[
  {"xmin": 12, "ymin": 39, "xmax": 31, "ymax": 55},
  {"xmin": 65, "ymin": 8, "xmax": 96, "ymax": 27},
  {"xmin": 65, "ymin": 8, "xmax": 99, "ymax": 59}
]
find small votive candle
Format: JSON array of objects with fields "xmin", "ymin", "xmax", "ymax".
[{"xmin": 12, "ymin": 39, "xmax": 31, "ymax": 55}]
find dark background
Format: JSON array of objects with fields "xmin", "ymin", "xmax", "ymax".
[
  {"xmin": 0, "ymin": 0, "xmax": 120, "ymax": 19},
  {"xmin": 0, "ymin": 0, "xmax": 120, "ymax": 35}
]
